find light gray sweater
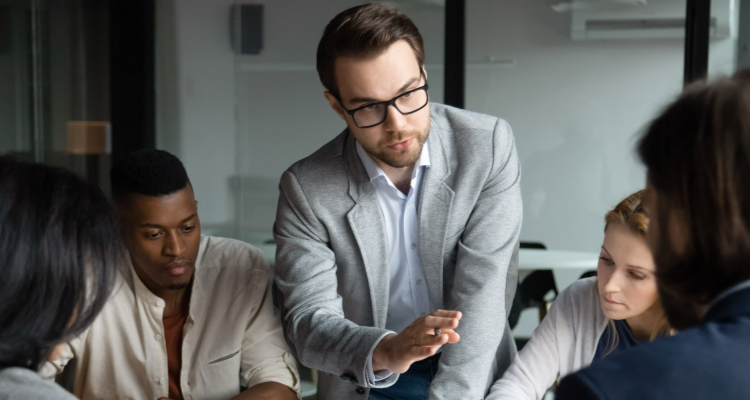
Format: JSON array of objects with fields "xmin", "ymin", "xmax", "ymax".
[
  {"xmin": 486, "ymin": 277, "xmax": 609, "ymax": 400},
  {"xmin": 0, "ymin": 367, "xmax": 75, "ymax": 400}
]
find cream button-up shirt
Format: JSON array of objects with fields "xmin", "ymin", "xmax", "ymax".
[{"xmin": 45, "ymin": 235, "xmax": 300, "ymax": 400}]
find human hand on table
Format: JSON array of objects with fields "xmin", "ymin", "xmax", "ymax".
[{"xmin": 372, "ymin": 309, "xmax": 462, "ymax": 374}]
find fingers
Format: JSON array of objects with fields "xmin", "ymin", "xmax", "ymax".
[
  {"xmin": 413, "ymin": 345, "xmax": 439, "ymax": 359},
  {"xmin": 431, "ymin": 309, "xmax": 463, "ymax": 320},
  {"xmin": 445, "ymin": 330, "xmax": 460, "ymax": 344},
  {"xmin": 423, "ymin": 315, "xmax": 460, "ymax": 331},
  {"xmin": 413, "ymin": 331, "xmax": 449, "ymax": 347}
]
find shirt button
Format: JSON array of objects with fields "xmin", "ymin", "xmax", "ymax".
[
  {"xmin": 156, "ymin": 299, "xmax": 165, "ymax": 307},
  {"xmin": 155, "ymin": 334, "xmax": 162, "ymax": 341},
  {"xmin": 411, "ymin": 243, "xmax": 417, "ymax": 250},
  {"xmin": 416, "ymin": 279, "xmax": 422, "ymax": 285},
  {"xmin": 356, "ymin": 387, "xmax": 365, "ymax": 394},
  {"xmin": 158, "ymin": 378, "xmax": 165, "ymax": 385}
]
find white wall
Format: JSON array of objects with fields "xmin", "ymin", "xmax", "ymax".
[
  {"xmin": 157, "ymin": 0, "xmax": 738, "ymax": 252},
  {"xmin": 157, "ymin": 0, "xmax": 239, "ymax": 228},
  {"xmin": 466, "ymin": 0, "xmax": 686, "ymax": 254},
  {"xmin": 157, "ymin": 0, "xmax": 444, "ymax": 242}
]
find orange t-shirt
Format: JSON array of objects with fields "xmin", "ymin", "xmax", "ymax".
[{"xmin": 163, "ymin": 306, "xmax": 189, "ymax": 400}]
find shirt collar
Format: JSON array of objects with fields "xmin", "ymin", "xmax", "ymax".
[{"xmin": 355, "ymin": 138, "xmax": 431, "ymax": 183}]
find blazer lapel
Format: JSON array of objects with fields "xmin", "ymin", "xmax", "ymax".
[
  {"xmin": 343, "ymin": 132, "xmax": 390, "ymax": 328},
  {"xmin": 418, "ymin": 122, "xmax": 454, "ymax": 311}
]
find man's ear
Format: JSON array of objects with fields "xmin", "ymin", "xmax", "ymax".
[{"xmin": 324, "ymin": 91, "xmax": 347, "ymax": 121}]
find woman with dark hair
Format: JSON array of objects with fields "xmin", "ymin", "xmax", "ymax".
[
  {"xmin": 486, "ymin": 191, "xmax": 673, "ymax": 400},
  {"xmin": 557, "ymin": 71, "xmax": 750, "ymax": 399},
  {"xmin": 0, "ymin": 156, "xmax": 122, "ymax": 399}
]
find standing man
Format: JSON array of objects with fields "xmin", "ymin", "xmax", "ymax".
[{"xmin": 274, "ymin": 4, "xmax": 522, "ymax": 400}]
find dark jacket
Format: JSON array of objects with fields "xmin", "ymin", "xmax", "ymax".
[{"xmin": 556, "ymin": 284, "xmax": 750, "ymax": 400}]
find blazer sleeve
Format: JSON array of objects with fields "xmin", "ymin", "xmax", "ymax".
[
  {"xmin": 430, "ymin": 118, "xmax": 523, "ymax": 400},
  {"xmin": 273, "ymin": 170, "xmax": 397, "ymax": 388}
]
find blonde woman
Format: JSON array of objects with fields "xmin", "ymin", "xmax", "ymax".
[{"xmin": 485, "ymin": 191, "xmax": 673, "ymax": 400}]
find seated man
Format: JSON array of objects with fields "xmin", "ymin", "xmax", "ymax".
[{"xmin": 45, "ymin": 149, "xmax": 299, "ymax": 400}]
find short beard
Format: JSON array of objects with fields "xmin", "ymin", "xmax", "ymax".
[
  {"xmin": 366, "ymin": 126, "xmax": 430, "ymax": 169},
  {"xmin": 166, "ymin": 283, "xmax": 190, "ymax": 291}
]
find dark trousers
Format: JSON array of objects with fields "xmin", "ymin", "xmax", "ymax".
[{"xmin": 368, "ymin": 354, "xmax": 441, "ymax": 400}]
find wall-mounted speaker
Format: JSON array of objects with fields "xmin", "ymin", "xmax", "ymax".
[{"xmin": 231, "ymin": 4, "xmax": 263, "ymax": 55}]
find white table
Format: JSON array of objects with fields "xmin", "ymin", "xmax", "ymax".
[{"xmin": 260, "ymin": 245, "xmax": 598, "ymax": 290}]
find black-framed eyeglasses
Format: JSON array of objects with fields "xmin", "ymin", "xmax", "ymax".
[{"xmin": 339, "ymin": 69, "xmax": 429, "ymax": 129}]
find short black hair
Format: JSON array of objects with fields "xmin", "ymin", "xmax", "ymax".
[
  {"xmin": 110, "ymin": 149, "xmax": 190, "ymax": 202},
  {"xmin": 0, "ymin": 155, "xmax": 123, "ymax": 371}
]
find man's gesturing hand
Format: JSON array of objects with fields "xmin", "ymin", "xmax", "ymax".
[{"xmin": 372, "ymin": 310, "xmax": 462, "ymax": 374}]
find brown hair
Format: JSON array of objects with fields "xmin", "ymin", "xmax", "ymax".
[
  {"xmin": 638, "ymin": 70, "xmax": 750, "ymax": 329},
  {"xmin": 316, "ymin": 3, "xmax": 425, "ymax": 99},
  {"xmin": 602, "ymin": 190, "xmax": 674, "ymax": 355},
  {"xmin": 604, "ymin": 190, "xmax": 649, "ymax": 237}
]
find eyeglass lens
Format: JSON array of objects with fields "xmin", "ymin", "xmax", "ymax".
[{"xmin": 353, "ymin": 88, "xmax": 428, "ymax": 128}]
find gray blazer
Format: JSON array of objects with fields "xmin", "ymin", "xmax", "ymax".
[{"xmin": 274, "ymin": 103, "xmax": 522, "ymax": 400}]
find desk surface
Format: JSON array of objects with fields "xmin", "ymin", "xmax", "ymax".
[
  {"xmin": 259, "ymin": 244, "xmax": 598, "ymax": 271},
  {"xmin": 518, "ymin": 248, "xmax": 599, "ymax": 270}
]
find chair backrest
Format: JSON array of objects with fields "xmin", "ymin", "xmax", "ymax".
[
  {"xmin": 520, "ymin": 241, "xmax": 547, "ymax": 250},
  {"xmin": 509, "ymin": 241, "xmax": 557, "ymax": 329},
  {"xmin": 580, "ymin": 270, "xmax": 597, "ymax": 279}
]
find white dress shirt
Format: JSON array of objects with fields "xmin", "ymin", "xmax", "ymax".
[
  {"xmin": 43, "ymin": 235, "xmax": 300, "ymax": 400},
  {"xmin": 356, "ymin": 140, "xmax": 434, "ymax": 382}
]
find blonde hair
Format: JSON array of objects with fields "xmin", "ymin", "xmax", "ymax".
[{"xmin": 601, "ymin": 190, "xmax": 674, "ymax": 356}]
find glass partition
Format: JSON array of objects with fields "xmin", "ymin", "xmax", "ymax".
[
  {"xmin": 160, "ymin": 1, "xmax": 446, "ymax": 247},
  {"xmin": 464, "ymin": 0, "xmax": 686, "ymax": 338},
  {"xmin": 0, "ymin": 0, "xmax": 111, "ymax": 189}
]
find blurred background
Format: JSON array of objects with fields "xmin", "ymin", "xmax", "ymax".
[{"xmin": 1, "ymin": 0, "xmax": 747, "ymax": 398}]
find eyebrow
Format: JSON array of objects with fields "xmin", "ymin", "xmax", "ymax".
[
  {"xmin": 139, "ymin": 213, "xmax": 197, "ymax": 229},
  {"xmin": 601, "ymin": 246, "xmax": 654, "ymax": 273},
  {"xmin": 626, "ymin": 264, "xmax": 652, "ymax": 273},
  {"xmin": 347, "ymin": 75, "xmax": 421, "ymax": 107}
]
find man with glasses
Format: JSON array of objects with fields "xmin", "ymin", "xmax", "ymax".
[{"xmin": 274, "ymin": 4, "xmax": 522, "ymax": 400}]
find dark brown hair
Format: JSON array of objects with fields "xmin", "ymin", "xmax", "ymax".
[
  {"xmin": 316, "ymin": 3, "xmax": 425, "ymax": 99},
  {"xmin": 638, "ymin": 70, "xmax": 750, "ymax": 329}
]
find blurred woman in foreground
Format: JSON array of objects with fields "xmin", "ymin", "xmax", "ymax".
[{"xmin": 0, "ymin": 156, "xmax": 122, "ymax": 399}]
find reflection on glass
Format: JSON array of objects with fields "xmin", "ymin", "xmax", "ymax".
[
  {"xmin": 0, "ymin": 0, "xmax": 111, "ymax": 190},
  {"xmin": 465, "ymin": 0, "xmax": 685, "ymax": 290},
  {"xmin": 708, "ymin": 0, "xmax": 743, "ymax": 78}
]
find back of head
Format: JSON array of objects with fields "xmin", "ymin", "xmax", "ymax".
[
  {"xmin": 0, "ymin": 156, "xmax": 122, "ymax": 370},
  {"xmin": 638, "ymin": 70, "xmax": 750, "ymax": 327},
  {"xmin": 110, "ymin": 149, "xmax": 190, "ymax": 203},
  {"xmin": 317, "ymin": 3, "xmax": 425, "ymax": 99}
]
